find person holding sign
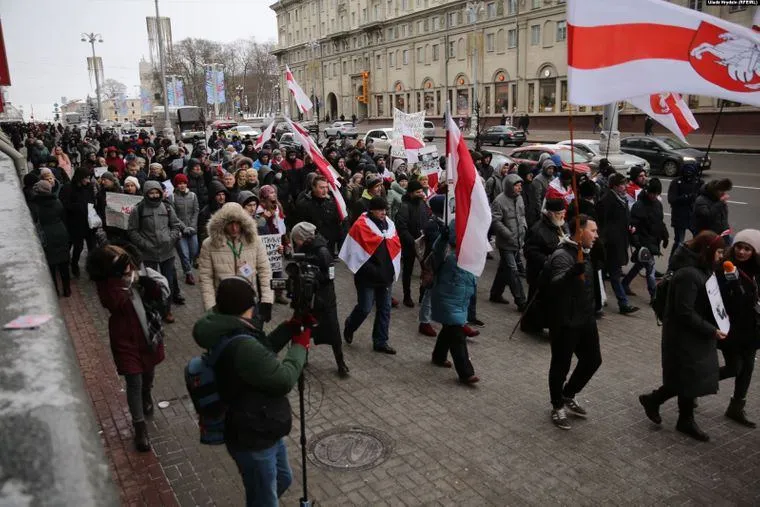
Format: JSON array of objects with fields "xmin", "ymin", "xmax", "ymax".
[
  {"xmin": 639, "ymin": 231, "xmax": 727, "ymax": 442},
  {"xmin": 716, "ymin": 229, "xmax": 760, "ymax": 428}
]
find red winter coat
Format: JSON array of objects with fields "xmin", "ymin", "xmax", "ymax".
[{"xmin": 96, "ymin": 278, "xmax": 165, "ymax": 375}]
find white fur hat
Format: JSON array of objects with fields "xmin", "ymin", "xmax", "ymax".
[{"xmin": 734, "ymin": 229, "xmax": 760, "ymax": 255}]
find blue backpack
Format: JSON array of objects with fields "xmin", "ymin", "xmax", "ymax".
[{"xmin": 185, "ymin": 335, "xmax": 247, "ymax": 445}]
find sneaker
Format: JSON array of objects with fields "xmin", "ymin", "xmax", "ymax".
[
  {"xmin": 275, "ymin": 293, "xmax": 290, "ymax": 305},
  {"xmin": 460, "ymin": 375, "xmax": 480, "ymax": 384},
  {"xmin": 489, "ymin": 295, "xmax": 510, "ymax": 304},
  {"xmin": 431, "ymin": 358, "xmax": 453, "ymax": 368},
  {"xmin": 619, "ymin": 305, "xmax": 640, "ymax": 315},
  {"xmin": 563, "ymin": 397, "xmax": 588, "ymax": 418},
  {"xmin": 185, "ymin": 273, "xmax": 196, "ymax": 285},
  {"xmin": 463, "ymin": 325, "xmax": 480, "ymax": 337},
  {"xmin": 373, "ymin": 344, "xmax": 397, "ymax": 355},
  {"xmin": 418, "ymin": 323, "xmax": 437, "ymax": 337},
  {"xmin": 468, "ymin": 318, "xmax": 485, "ymax": 328},
  {"xmin": 391, "ymin": 297, "xmax": 400, "ymax": 308},
  {"xmin": 343, "ymin": 323, "xmax": 354, "ymax": 344},
  {"xmin": 551, "ymin": 408, "xmax": 571, "ymax": 430}
]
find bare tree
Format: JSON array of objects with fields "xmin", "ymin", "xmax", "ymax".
[{"xmin": 99, "ymin": 78, "xmax": 127, "ymax": 100}]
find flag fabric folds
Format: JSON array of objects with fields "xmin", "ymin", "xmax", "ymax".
[
  {"xmin": 629, "ymin": 93, "xmax": 699, "ymax": 143},
  {"xmin": 567, "ymin": 0, "xmax": 760, "ymax": 107},
  {"xmin": 255, "ymin": 121, "xmax": 275, "ymax": 150},
  {"xmin": 445, "ymin": 113, "xmax": 492, "ymax": 277},
  {"xmin": 339, "ymin": 213, "xmax": 401, "ymax": 280},
  {"xmin": 285, "ymin": 65, "xmax": 314, "ymax": 114}
]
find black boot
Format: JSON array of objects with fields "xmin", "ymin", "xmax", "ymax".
[
  {"xmin": 142, "ymin": 392, "xmax": 154, "ymax": 418},
  {"xmin": 133, "ymin": 421, "xmax": 151, "ymax": 452},
  {"xmin": 71, "ymin": 262, "xmax": 80, "ymax": 278},
  {"xmin": 726, "ymin": 397, "xmax": 756, "ymax": 428},
  {"xmin": 639, "ymin": 393, "xmax": 662, "ymax": 424},
  {"xmin": 676, "ymin": 397, "xmax": 710, "ymax": 442},
  {"xmin": 337, "ymin": 360, "xmax": 350, "ymax": 378}
]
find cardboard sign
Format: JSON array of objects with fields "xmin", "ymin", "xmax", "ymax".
[
  {"xmin": 706, "ymin": 273, "xmax": 730, "ymax": 334},
  {"xmin": 94, "ymin": 167, "xmax": 110, "ymax": 178},
  {"xmin": 162, "ymin": 179, "xmax": 174, "ymax": 198},
  {"xmin": 260, "ymin": 234, "xmax": 283, "ymax": 272},
  {"xmin": 391, "ymin": 109, "xmax": 425, "ymax": 158},
  {"xmin": 105, "ymin": 193, "xmax": 143, "ymax": 230}
]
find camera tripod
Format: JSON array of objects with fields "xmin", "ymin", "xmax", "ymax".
[{"xmin": 297, "ymin": 371, "xmax": 311, "ymax": 507}]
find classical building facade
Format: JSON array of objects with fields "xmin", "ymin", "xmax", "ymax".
[{"xmin": 270, "ymin": 0, "xmax": 758, "ymax": 129}]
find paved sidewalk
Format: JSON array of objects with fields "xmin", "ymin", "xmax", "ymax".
[{"xmin": 69, "ymin": 254, "xmax": 760, "ymax": 506}]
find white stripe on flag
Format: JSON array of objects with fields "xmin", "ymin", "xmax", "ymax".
[{"xmin": 338, "ymin": 231, "xmax": 372, "ymax": 273}]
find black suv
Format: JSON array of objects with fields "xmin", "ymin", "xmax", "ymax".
[
  {"xmin": 480, "ymin": 125, "xmax": 526, "ymax": 147},
  {"xmin": 620, "ymin": 136, "xmax": 711, "ymax": 177}
]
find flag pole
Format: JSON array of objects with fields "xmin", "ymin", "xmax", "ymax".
[
  {"xmin": 568, "ymin": 104, "xmax": 583, "ymax": 265},
  {"xmin": 444, "ymin": 101, "xmax": 451, "ymax": 227},
  {"xmin": 701, "ymin": 100, "xmax": 724, "ymax": 178}
]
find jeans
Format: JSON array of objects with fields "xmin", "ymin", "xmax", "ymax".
[
  {"xmin": 124, "ymin": 369, "xmax": 155, "ymax": 423},
  {"xmin": 176, "ymin": 234, "xmax": 199, "ymax": 274},
  {"xmin": 345, "ymin": 282, "xmax": 392, "ymax": 347},
  {"xmin": 432, "ymin": 325, "xmax": 475, "ymax": 380},
  {"xmin": 419, "ymin": 288, "xmax": 432, "ymax": 324},
  {"xmin": 490, "ymin": 249, "xmax": 526, "ymax": 305},
  {"xmin": 720, "ymin": 346, "xmax": 756, "ymax": 400},
  {"xmin": 549, "ymin": 320, "xmax": 602, "ymax": 409},
  {"xmin": 144, "ymin": 257, "xmax": 177, "ymax": 309},
  {"xmin": 228, "ymin": 439, "xmax": 293, "ymax": 507},
  {"xmin": 401, "ymin": 249, "xmax": 416, "ymax": 300},
  {"xmin": 623, "ymin": 259, "xmax": 656, "ymax": 298},
  {"xmin": 606, "ymin": 261, "xmax": 629, "ymax": 309},
  {"xmin": 467, "ymin": 292, "xmax": 478, "ymax": 322}
]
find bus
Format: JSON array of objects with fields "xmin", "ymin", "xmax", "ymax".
[
  {"xmin": 62, "ymin": 112, "xmax": 83, "ymax": 127},
  {"xmin": 152, "ymin": 105, "xmax": 206, "ymax": 142}
]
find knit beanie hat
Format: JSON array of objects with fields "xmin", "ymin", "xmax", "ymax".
[
  {"xmin": 33, "ymin": 180, "xmax": 52, "ymax": 195},
  {"xmin": 124, "ymin": 176, "xmax": 141, "ymax": 190},
  {"xmin": 545, "ymin": 198, "xmax": 565, "ymax": 213},
  {"xmin": 365, "ymin": 174, "xmax": 382, "ymax": 190},
  {"xmin": 259, "ymin": 185, "xmax": 277, "ymax": 201},
  {"xmin": 396, "ymin": 172, "xmax": 409, "ymax": 183},
  {"xmin": 429, "ymin": 194, "xmax": 445, "ymax": 216},
  {"xmin": 215, "ymin": 277, "xmax": 257, "ymax": 315},
  {"xmin": 149, "ymin": 162, "xmax": 163, "ymax": 172},
  {"xmin": 100, "ymin": 171, "xmax": 119, "ymax": 186},
  {"xmin": 40, "ymin": 167, "xmax": 54, "ymax": 178},
  {"xmin": 369, "ymin": 196, "xmax": 388, "ymax": 210},
  {"xmin": 291, "ymin": 222, "xmax": 317, "ymax": 245},
  {"xmin": 406, "ymin": 180, "xmax": 423, "ymax": 194},
  {"xmin": 173, "ymin": 173, "xmax": 188, "ymax": 186},
  {"xmin": 733, "ymin": 229, "xmax": 760, "ymax": 255},
  {"xmin": 646, "ymin": 177, "xmax": 662, "ymax": 195}
]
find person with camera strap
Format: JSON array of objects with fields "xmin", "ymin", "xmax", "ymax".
[{"xmin": 290, "ymin": 222, "xmax": 350, "ymax": 377}]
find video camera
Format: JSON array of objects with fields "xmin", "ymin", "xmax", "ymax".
[{"xmin": 270, "ymin": 253, "xmax": 321, "ymax": 316}]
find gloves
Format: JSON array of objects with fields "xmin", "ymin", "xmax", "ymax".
[
  {"xmin": 184, "ymin": 227, "xmax": 196, "ymax": 236},
  {"xmin": 566, "ymin": 262, "xmax": 586, "ymax": 278},
  {"xmin": 662, "ymin": 238, "xmax": 669, "ymax": 249},
  {"xmin": 258, "ymin": 302, "xmax": 272, "ymax": 323}
]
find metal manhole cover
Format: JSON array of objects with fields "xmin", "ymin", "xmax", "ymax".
[{"xmin": 307, "ymin": 426, "xmax": 393, "ymax": 472}]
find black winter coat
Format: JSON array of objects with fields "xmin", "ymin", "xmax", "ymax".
[
  {"xmin": 547, "ymin": 241, "xmax": 596, "ymax": 329},
  {"xmin": 629, "ymin": 193, "xmax": 669, "ymax": 256},
  {"xmin": 30, "ymin": 194, "xmax": 70, "ymax": 264},
  {"xmin": 59, "ymin": 182, "xmax": 96, "ymax": 239},
  {"xmin": 295, "ymin": 192, "xmax": 342, "ymax": 247},
  {"xmin": 187, "ymin": 171, "xmax": 209, "ymax": 207},
  {"xmin": 661, "ymin": 246, "xmax": 719, "ymax": 398},
  {"xmin": 717, "ymin": 259, "xmax": 760, "ymax": 351},
  {"xmin": 396, "ymin": 195, "xmax": 432, "ymax": 250},
  {"xmin": 354, "ymin": 215, "xmax": 396, "ymax": 287},
  {"xmin": 596, "ymin": 190, "xmax": 630, "ymax": 267},
  {"xmin": 522, "ymin": 180, "xmax": 539, "ymax": 227},
  {"xmin": 568, "ymin": 198, "xmax": 606, "ymax": 268},
  {"xmin": 692, "ymin": 183, "xmax": 729, "ymax": 235},
  {"xmin": 524, "ymin": 214, "xmax": 567, "ymax": 285},
  {"xmin": 667, "ymin": 176, "xmax": 701, "ymax": 229},
  {"xmin": 299, "ymin": 235, "xmax": 339, "ymax": 346}
]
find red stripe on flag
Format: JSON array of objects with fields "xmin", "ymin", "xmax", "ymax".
[
  {"xmin": 568, "ymin": 23, "xmax": 694, "ymax": 70},
  {"xmin": 453, "ymin": 136, "xmax": 476, "ymax": 259},
  {"xmin": 664, "ymin": 94, "xmax": 696, "ymax": 138},
  {"xmin": 386, "ymin": 234, "xmax": 402, "ymax": 260},
  {"xmin": 348, "ymin": 216, "xmax": 384, "ymax": 255}
]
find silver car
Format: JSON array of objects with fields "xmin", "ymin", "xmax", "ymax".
[
  {"xmin": 556, "ymin": 139, "xmax": 650, "ymax": 174},
  {"xmin": 364, "ymin": 128, "xmax": 394, "ymax": 155},
  {"xmin": 324, "ymin": 121, "xmax": 358, "ymax": 139},
  {"xmin": 423, "ymin": 121, "xmax": 436, "ymax": 142}
]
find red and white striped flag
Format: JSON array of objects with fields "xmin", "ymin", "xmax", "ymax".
[
  {"xmin": 339, "ymin": 213, "xmax": 401, "ymax": 280},
  {"xmin": 285, "ymin": 117, "xmax": 348, "ymax": 220},
  {"xmin": 285, "ymin": 65, "xmax": 313, "ymax": 114},
  {"xmin": 400, "ymin": 130, "xmax": 425, "ymax": 163},
  {"xmin": 628, "ymin": 93, "xmax": 699, "ymax": 143},
  {"xmin": 568, "ymin": 0, "xmax": 760, "ymax": 107},
  {"xmin": 446, "ymin": 113, "xmax": 492, "ymax": 277},
  {"xmin": 255, "ymin": 121, "xmax": 275, "ymax": 150}
]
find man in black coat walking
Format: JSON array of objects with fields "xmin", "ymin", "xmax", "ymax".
[
  {"xmin": 667, "ymin": 161, "xmax": 702, "ymax": 262},
  {"xmin": 597, "ymin": 173, "xmax": 639, "ymax": 315},
  {"xmin": 395, "ymin": 180, "xmax": 432, "ymax": 307},
  {"xmin": 295, "ymin": 176, "xmax": 342, "ymax": 255},
  {"xmin": 692, "ymin": 178, "xmax": 732, "ymax": 239}
]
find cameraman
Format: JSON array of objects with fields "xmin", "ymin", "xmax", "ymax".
[
  {"xmin": 192, "ymin": 277, "xmax": 311, "ymax": 506},
  {"xmin": 290, "ymin": 222, "xmax": 350, "ymax": 377}
]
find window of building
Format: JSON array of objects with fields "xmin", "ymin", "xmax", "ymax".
[
  {"xmin": 556, "ymin": 21, "xmax": 567, "ymax": 42},
  {"xmin": 539, "ymin": 76, "xmax": 556, "ymax": 112},
  {"xmin": 432, "ymin": 44, "xmax": 440, "ymax": 61},
  {"xmin": 342, "ymin": 60, "xmax": 347, "ymax": 74},
  {"xmin": 401, "ymin": 24, "xmax": 407, "ymax": 37},
  {"xmin": 387, "ymin": 27, "xmax": 394, "ymax": 40},
  {"xmin": 417, "ymin": 47, "xmax": 424, "ymax": 63},
  {"xmin": 376, "ymin": 54, "xmax": 382, "ymax": 68},
  {"xmin": 532, "ymin": 0, "xmax": 540, "ymax": 9},
  {"xmin": 487, "ymin": 2, "xmax": 496, "ymax": 18},
  {"xmin": 495, "ymin": 80, "xmax": 509, "ymax": 113},
  {"xmin": 403, "ymin": 49, "xmax": 409, "ymax": 65},
  {"xmin": 340, "ymin": 14, "xmax": 345, "ymax": 29},
  {"xmin": 374, "ymin": 4, "xmax": 380, "ymax": 19},
  {"xmin": 560, "ymin": 80, "xmax": 568, "ymax": 112},
  {"xmin": 332, "ymin": 62, "xmax": 337, "ymax": 77},
  {"xmin": 729, "ymin": 5, "xmax": 746, "ymax": 12},
  {"xmin": 417, "ymin": 20, "xmax": 424, "ymax": 33},
  {"xmin": 448, "ymin": 40, "xmax": 455, "ymax": 58},
  {"xmin": 507, "ymin": 0, "xmax": 517, "ymax": 15},
  {"xmin": 389, "ymin": 51, "xmax": 395, "ymax": 67},
  {"xmin": 396, "ymin": 50, "xmax": 401, "ymax": 68},
  {"xmin": 449, "ymin": 12, "xmax": 457, "ymax": 27},
  {"xmin": 457, "ymin": 38, "xmax": 464, "ymax": 59},
  {"xmin": 508, "ymin": 29, "xmax": 517, "ymax": 48},
  {"xmin": 689, "ymin": 0, "xmax": 702, "ymax": 11},
  {"xmin": 528, "ymin": 82, "xmax": 535, "ymax": 113},
  {"xmin": 486, "ymin": 33, "xmax": 495, "ymax": 52},
  {"xmin": 394, "ymin": 26, "xmax": 399, "ymax": 38},
  {"xmin": 377, "ymin": 95, "xmax": 384, "ymax": 116},
  {"xmin": 530, "ymin": 25, "xmax": 540, "ymax": 45},
  {"xmin": 688, "ymin": 94, "xmax": 700, "ymax": 109},
  {"xmin": 432, "ymin": 16, "xmax": 439, "ymax": 31},
  {"xmin": 402, "ymin": 0, "xmax": 408, "ymax": 9},
  {"xmin": 362, "ymin": 8, "xmax": 367, "ymax": 22},
  {"xmin": 456, "ymin": 89, "xmax": 469, "ymax": 116}
]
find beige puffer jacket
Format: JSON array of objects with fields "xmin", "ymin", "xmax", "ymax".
[{"xmin": 199, "ymin": 202, "xmax": 274, "ymax": 310}]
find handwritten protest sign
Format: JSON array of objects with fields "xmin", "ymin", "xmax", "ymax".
[
  {"xmin": 706, "ymin": 273, "xmax": 730, "ymax": 334},
  {"xmin": 260, "ymin": 234, "xmax": 283, "ymax": 272},
  {"xmin": 391, "ymin": 108, "xmax": 425, "ymax": 159},
  {"xmin": 105, "ymin": 193, "xmax": 143, "ymax": 230}
]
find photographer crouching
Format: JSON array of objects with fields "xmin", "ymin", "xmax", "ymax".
[
  {"xmin": 192, "ymin": 277, "xmax": 311, "ymax": 506},
  {"xmin": 290, "ymin": 222, "xmax": 350, "ymax": 378}
]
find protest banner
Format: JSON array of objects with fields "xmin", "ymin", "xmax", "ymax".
[
  {"xmin": 105, "ymin": 193, "xmax": 143, "ymax": 230},
  {"xmin": 391, "ymin": 108, "xmax": 425, "ymax": 159},
  {"xmin": 260, "ymin": 234, "xmax": 283, "ymax": 272},
  {"xmin": 706, "ymin": 274, "xmax": 730, "ymax": 334},
  {"xmin": 94, "ymin": 167, "xmax": 109, "ymax": 178}
]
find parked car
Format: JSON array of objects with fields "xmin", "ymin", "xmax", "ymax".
[
  {"xmin": 278, "ymin": 133, "xmax": 304, "ymax": 155},
  {"xmin": 275, "ymin": 121, "xmax": 292, "ymax": 139},
  {"xmin": 489, "ymin": 152, "xmax": 515, "ymax": 173},
  {"xmin": 227, "ymin": 125, "xmax": 261, "ymax": 139},
  {"xmin": 211, "ymin": 119, "xmax": 238, "ymax": 130},
  {"xmin": 509, "ymin": 144, "xmax": 591, "ymax": 174},
  {"xmin": 325, "ymin": 121, "xmax": 358, "ymax": 139},
  {"xmin": 556, "ymin": 139, "xmax": 650, "ymax": 174},
  {"xmin": 481, "ymin": 125, "xmax": 526, "ymax": 147},
  {"xmin": 620, "ymin": 136, "xmax": 711, "ymax": 177},
  {"xmin": 364, "ymin": 128, "xmax": 394, "ymax": 155},
  {"xmin": 423, "ymin": 121, "xmax": 435, "ymax": 142},
  {"xmin": 300, "ymin": 120, "xmax": 320, "ymax": 136}
]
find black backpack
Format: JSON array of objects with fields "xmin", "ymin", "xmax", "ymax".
[{"xmin": 652, "ymin": 270, "xmax": 675, "ymax": 324}]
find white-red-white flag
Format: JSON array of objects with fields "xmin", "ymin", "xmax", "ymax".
[
  {"xmin": 285, "ymin": 65, "xmax": 313, "ymax": 114},
  {"xmin": 568, "ymin": 0, "xmax": 760, "ymax": 107},
  {"xmin": 628, "ymin": 93, "xmax": 699, "ymax": 143},
  {"xmin": 339, "ymin": 213, "xmax": 401, "ymax": 280},
  {"xmin": 284, "ymin": 117, "xmax": 348, "ymax": 220},
  {"xmin": 255, "ymin": 121, "xmax": 275, "ymax": 150},
  {"xmin": 446, "ymin": 113, "xmax": 492, "ymax": 277}
]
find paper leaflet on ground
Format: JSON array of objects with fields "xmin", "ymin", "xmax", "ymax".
[
  {"xmin": 4, "ymin": 314, "xmax": 53, "ymax": 330},
  {"xmin": 391, "ymin": 109, "xmax": 425, "ymax": 158},
  {"xmin": 260, "ymin": 234, "xmax": 283, "ymax": 272},
  {"xmin": 105, "ymin": 193, "xmax": 144, "ymax": 230}
]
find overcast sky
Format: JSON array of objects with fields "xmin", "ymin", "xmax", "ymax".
[{"xmin": 1, "ymin": 0, "xmax": 278, "ymax": 120}]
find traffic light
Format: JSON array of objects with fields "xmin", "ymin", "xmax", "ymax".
[{"xmin": 358, "ymin": 71, "xmax": 369, "ymax": 104}]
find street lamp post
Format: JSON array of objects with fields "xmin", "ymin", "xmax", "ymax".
[
  {"xmin": 80, "ymin": 32, "xmax": 103, "ymax": 122},
  {"xmin": 305, "ymin": 41, "xmax": 320, "ymax": 121},
  {"xmin": 466, "ymin": 1, "xmax": 484, "ymax": 140},
  {"xmin": 153, "ymin": 0, "xmax": 174, "ymax": 141},
  {"xmin": 235, "ymin": 85, "xmax": 243, "ymax": 118}
]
